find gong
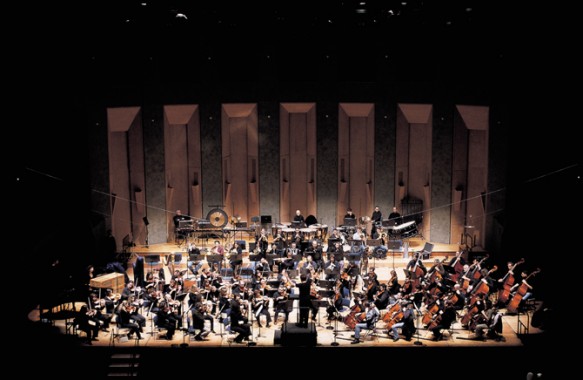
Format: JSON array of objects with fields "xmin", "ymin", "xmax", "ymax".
[{"xmin": 206, "ymin": 208, "xmax": 228, "ymax": 228}]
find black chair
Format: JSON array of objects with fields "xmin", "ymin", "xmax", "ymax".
[{"xmin": 417, "ymin": 242, "xmax": 434, "ymax": 259}]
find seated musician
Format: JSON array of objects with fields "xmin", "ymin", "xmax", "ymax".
[
  {"xmin": 324, "ymin": 254, "xmax": 340, "ymax": 280},
  {"xmin": 251, "ymin": 289, "xmax": 272, "ymax": 328},
  {"xmin": 156, "ymin": 299, "xmax": 178, "ymax": 340},
  {"xmin": 304, "ymin": 239, "xmax": 323, "ymax": 266},
  {"xmin": 173, "ymin": 209, "xmax": 192, "ymax": 242},
  {"xmin": 373, "ymin": 283, "xmax": 390, "ymax": 310},
  {"xmin": 117, "ymin": 301, "xmax": 143, "ymax": 340},
  {"xmin": 89, "ymin": 292, "xmax": 112, "ymax": 331},
  {"xmin": 188, "ymin": 302, "xmax": 211, "ymax": 341},
  {"xmin": 429, "ymin": 300, "xmax": 457, "ymax": 341},
  {"xmin": 469, "ymin": 305, "xmax": 504, "ymax": 341},
  {"xmin": 344, "ymin": 208, "xmax": 357, "ymax": 221},
  {"xmin": 387, "ymin": 270, "xmax": 400, "ymax": 296},
  {"xmin": 211, "ymin": 240, "xmax": 224, "ymax": 256},
  {"xmin": 327, "ymin": 240, "xmax": 344, "ymax": 262},
  {"xmin": 405, "ymin": 252, "xmax": 427, "ymax": 277},
  {"xmin": 326, "ymin": 285, "xmax": 345, "ymax": 322},
  {"xmin": 387, "ymin": 206, "xmax": 402, "ymax": 226},
  {"xmin": 351, "ymin": 301, "xmax": 380, "ymax": 344},
  {"xmin": 75, "ymin": 305, "xmax": 100, "ymax": 345},
  {"xmin": 450, "ymin": 284, "xmax": 467, "ymax": 310},
  {"xmin": 389, "ymin": 301, "xmax": 416, "ymax": 342},
  {"xmin": 230, "ymin": 300, "xmax": 252, "ymax": 343},
  {"xmin": 255, "ymin": 228, "xmax": 269, "ymax": 255},
  {"xmin": 293, "ymin": 209, "xmax": 305, "ymax": 228},
  {"xmin": 273, "ymin": 286, "xmax": 290, "ymax": 324}
]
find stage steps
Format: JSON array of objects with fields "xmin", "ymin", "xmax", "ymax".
[{"xmin": 107, "ymin": 353, "xmax": 140, "ymax": 377}]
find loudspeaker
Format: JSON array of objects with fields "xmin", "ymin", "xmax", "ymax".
[
  {"xmin": 143, "ymin": 216, "xmax": 149, "ymax": 225},
  {"xmin": 277, "ymin": 322, "xmax": 317, "ymax": 346},
  {"xmin": 261, "ymin": 215, "xmax": 272, "ymax": 224}
]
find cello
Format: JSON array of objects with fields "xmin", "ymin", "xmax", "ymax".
[
  {"xmin": 506, "ymin": 268, "xmax": 540, "ymax": 313},
  {"xmin": 497, "ymin": 258, "xmax": 525, "ymax": 304},
  {"xmin": 448, "ymin": 251, "xmax": 465, "ymax": 283},
  {"xmin": 468, "ymin": 266, "xmax": 498, "ymax": 305}
]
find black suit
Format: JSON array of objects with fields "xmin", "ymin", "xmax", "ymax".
[{"xmin": 297, "ymin": 278, "xmax": 312, "ymax": 327}]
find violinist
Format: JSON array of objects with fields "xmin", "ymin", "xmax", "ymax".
[
  {"xmin": 188, "ymin": 302, "xmax": 211, "ymax": 341},
  {"xmin": 251, "ymin": 289, "xmax": 272, "ymax": 327},
  {"xmin": 278, "ymin": 269, "xmax": 295, "ymax": 291},
  {"xmin": 117, "ymin": 301, "xmax": 143, "ymax": 340},
  {"xmin": 230, "ymin": 301, "xmax": 252, "ymax": 343},
  {"xmin": 324, "ymin": 254, "xmax": 340, "ymax": 280},
  {"xmin": 326, "ymin": 283, "xmax": 345, "ymax": 323},
  {"xmin": 350, "ymin": 301, "xmax": 380, "ymax": 344},
  {"xmin": 88, "ymin": 292, "xmax": 111, "ymax": 331},
  {"xmin": 373, "ymin": 283, "xmax": 390, "ymax": 310},
  {"xmin": 75, "ymin": 305, "xmax": 100, "ymax": 344},
  {"xmin": 126, "ymin": 295, "xmax": 147, "ymax": 329},
  {"xmin": 387, "ymin": 270, "xmax": 400, "ymax": 296},
  {"xmin": 156, "ymin": 299, "xmax": 178, "ymax": 340},
  {"xmin": 273, "ymin": 286, "xmax": 290, "ymax": 324}
]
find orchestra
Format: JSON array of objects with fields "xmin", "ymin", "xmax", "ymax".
[{"xmin": 74, "ymin": 211, "xmax": 540, "ymax": 347}]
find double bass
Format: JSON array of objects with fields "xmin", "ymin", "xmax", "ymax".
[
  {"xmin": 506, "ymin": 268, "xmax": 540, "ymax": 313},
  {"xmin": 497, "ymin": 258, "xmax": 525, "ymax": 304},
  {"xmin": 343, "ymin": 304, "xmax": 362, "ymax": 329}
]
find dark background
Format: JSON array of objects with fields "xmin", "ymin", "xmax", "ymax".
[{"xmin": 13, "ymin": 1, "xmax": 578, "ymax": 376}]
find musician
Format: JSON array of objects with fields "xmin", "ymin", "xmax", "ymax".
[
  {"xmin": 251, "ymin": 289, "xmax": 272, "ymax": 327},
  {"xmin": 510, "ymin": 270, "xmax": 534, "ymax": 302},
  {"xmin": 230, "ymin": 301, "xmax": 252, "ymax": 343},
  {"xmin": 273, "ymin": 286, "xmax": 290, "ymax": 324},
  {"xmin": 293, "ymin": 209, "xmax": 305, "ymax": 228},
  {"xmin": 189, "ymin": 302, "xmax": 211, "ymax": 341},
  {"xmin": 121, "ymin": 280, "xmax": 139, "ymax": 301},
  {"xmin": 117, "ymin": 301, "xmax": 143, "ymax": 340},
  {"xmin": 305, "ymin": 239, "xmax": 323, "ymax": 265},
  {"xmin": 75, "ymin": 305, "xmax": 100, "ymax": 344},
  {"xmin": 280, "ymin": 250, "xmax": 297, "ymax": 272},
  {"xmin": 387, "ymin": 206, "xmax": 402, "ymax": 226},
  {"xmin": 211, "ymin": 240, "xmax": 224, "ymax": 256},
  {"xmin": 389, "ymin": 301, "xmax": 416, "ymax": 342},
  {"xmin": 387, "ymin": 270, "xmax": 400, "ymax": 295},
  {"xmin": 89, "ymin": 292, "xmax": 112, "ymax": 331},
  {"xmin": 326, "ymin": 285, "xmax": 345, "ymax": 322},
  {"xmin": 344, "ymin": 208, "xmax": 357, "ymax": 221},
  {"xmin": 256, "ymin": 228, "xmax": 269, "ymax": 255},
  {"xmin": 328, "ymin": 241, "xmax": 344, "ymax": 262},
  {"xmin": 351, "ymin": 301, "xmax": 380, "ymax": 344},
  {"xmin": 292, "ymin": 229, "xmax": 302, "ymax": 247},
  {"xmin": 450, "ymin": 284, "xmax": 467, "ymax": 310},
  {"xmin": 272, "ymin": 233, "xmax": 285, "ymax": 251},
  {"xmin": 173, "ymin": 209, "xmax": 192, "ymax": 243},
  {"xmin": 296, "ymin": 274, "xmax": 314, "ymax": 327},
  {"xmin": 469, "ymin": 305, "xmax": 504, "ymax": 341},
  {"xmin": 405, "ymin": 253, "xmax": 427, "ymax": 277},
  {"xmin": 324, "ymin": 254, "xmax": 340, "ymax": 280},
  {"xmin": 365, "ymin": 268, "xmax": 379, "ymax": 302},
  {"xmin": 370, "ymin": 206, "xmax": 382, "ymax": 236},
  {"xmin": 187, "ymin": 241, "xmax": 200, "ymax": 256},
  {"xmin": 373, "ymin": 283, "xmax": 390, "ymax": 310},
  {"xmin": 156, "ymin": 299, "xmax": 178, "ymax": 340},
  {"xmin": 429, "ymin": 300, "xmax": 457, "ymax": 341}
]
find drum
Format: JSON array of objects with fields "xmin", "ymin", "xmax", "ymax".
[
  {"xmin": 300, "ymin": 228, "xmax": 315, "ymax": 241},
  {"xmin": 271, "ymin": 224, "xmax": 285, "ymax": 237},
  {"xmin": 281, "ymin": 228, "xmax": 295, "ymax": 240},
  {"xmin": 398, "ymin": 221, "xmax": 417, "ymax": 238}
]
